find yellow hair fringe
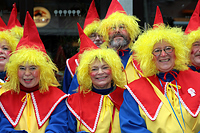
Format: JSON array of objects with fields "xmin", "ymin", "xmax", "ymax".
[
  {"xmin": 77, "ymin": 48, "xmax": 126, "ymax": 93},
  {"xmin": 2, "ymin": 46, "xmax": 60, "ymax": 93},
  {"xmin": 9, "ymin": 26, "xmax": 24, "ymax": 41},
  {"xmin": 0, "ymin": 30, "xmax": 19, "ymax": 52},
  {"xmin": 133, "ymin": 25, "xmax": 189, "ymax": 77},
  {"xmin": 78, "ymin": 20, "xmax": 101, "ymax": 44}
]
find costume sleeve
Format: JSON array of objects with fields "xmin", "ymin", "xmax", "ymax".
[
  {"xmin": 45, "ymin": 99, "xmax": 68, "ymax": 133},
  {"xmin": 0, "ymin": 109, "xmax": 27, "ymax": 133},
  {"xmin": 62, "ymin": 66, "xmax": 72, "ymax": 93},
  {"xmin": 68, "ymin": 73, "xmax": 79, "ymax": 94},
  {"xmin": 67, "ymin": 106, "xmax": 88, "ymax": 133},
  {"xmin": 119, "ymin": 89, "xmax": 152, "ymax": 133}
]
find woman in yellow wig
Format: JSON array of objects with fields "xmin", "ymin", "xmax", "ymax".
[
  {"xmin": 0, "ymin": 17, "xmax": 18, "ymax": 90},
  {"xmin": 66, "ymin": 48, "xmax": 127, "ymax": 133},
  {"xmin": 63, "ymin": 0, "xmax": 103, "ymax": 94},
  {"xmin": 119, "ymin": 23, "xmax": 200, "ymax": 133},
  {"xmin": 0, "ymin": 12, "xmax": 68, "ymax": 133}
]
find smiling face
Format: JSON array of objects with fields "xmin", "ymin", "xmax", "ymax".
[
  {"xmin": 89, "ymin": 59, "xmax": 112, "ymax": 89},
  {"xmin": 18, "ymin": 63, "xmax": 40, "ymax": 88},
  {"xmin": 153, "ymin": 40, "xmax": 175, "ymax": 73},
  {"xmin": 108, "ymin": 24, "xmax": 131, "ymax": 50},
  {"xmin": 190, "ymin": 39, "xmax": 200, "ymax": 67},
  {"xmin": 0, "ymin": 39, "xmax": 12, "ymax": 72}
]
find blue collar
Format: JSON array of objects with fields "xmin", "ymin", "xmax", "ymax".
[
  {"xmin": 157, "ymin": 69, "xmax": 179, "ymax": 82},
  {"xmin": 188, "ymin": 65, "xmax": 200, "ymax": 72},
  {"xmin": 0, "ymin": 71, "xmax": 6, "ymax": 81},
  {"xmin": 92, "ymin": 83, "xmax": 115, "ymax": 95}
]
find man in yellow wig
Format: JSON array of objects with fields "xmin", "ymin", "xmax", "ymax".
[
  {"xmin": 0, "ymin": 11, "xmax": 68, "ymax": 132},
  {"xmin": 185, "ymin": 0, "xmax": 200, "ymax": 73},
  {"xmin": 98, "ymin": 0, "xmax": 141, "ymax": 84}
]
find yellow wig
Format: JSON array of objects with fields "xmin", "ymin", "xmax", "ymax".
[
  {"xmin": 77, "ymin": 48, "xmax": 126, "ymax": 93},
  {"xmin": 9, "ymin": 26, "xmax": 24, "ymax": 40},
  {"xmin": 84, "ymin": 20, "xmax": 101, "ymax": 37},
  {"xmin": 98, "ymin": 12, "xmax": 141, "ymax": 48},
  {"xmin": 185, "ymin": 28, "xmax": 200, "ymax": 65},
  {"xmin": 0, "ymin": 30, "xmax": 19, "ymax": 52},
  {"xmin": 78, "ymin": 20, "xmax": 101, "ymax": 44},
  {"xmin": 2, "ymin": 46, "xmax": 59, "ymax": 93},
  {"xmin": 133, "ymin": 25, "xmax": 189, "ymax": 77}
]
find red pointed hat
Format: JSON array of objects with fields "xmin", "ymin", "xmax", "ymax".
[
  {"xmin": 83, "ymin": 0, "xmax": 99, "ymax": 29},
  {"xmin": 78, "ymin": 22, "xmax": 99, "ymax": 53},
  {"xmin": 185, "ymin": 0, "xmax": 200, "ymax": 34},
  {"xmin": 7, "ymin": 3, "xmax": 22, "ymax": 29},
  {"xmin": 153, "ymin": 6, "xmax": 164, "ymax": 29},
  {"xmin": 16, "ymin": 11, "xmax": 46, "ymax": 53},
  {"xmin": 66, "ymin": 23, "xmax": 98, "ymax": 76},
  {"xmin": 0, "ymin": 17, "xmax": 7, "ymax": 31},
  {"xmin": 105, "ymin": 0, "xmax": 126, "ymax": 19}
]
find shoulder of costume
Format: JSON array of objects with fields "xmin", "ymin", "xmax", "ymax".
[
  {"xmin": 66, "ymin": 53, "xmax": 79, "ymax": 77},
  {"xmin": 176, "ymin": 70, "xmax": 200, "ymax": 117},
  {"xmin": 125, "ymin": 75, "xmax": 162, "ymax": 120},
  {"xmin": 125, "ymin": 70, "xmax": 200, "ymax": 120},
  {"xmin": 0, "ymin": 87, "xmax": 69, "ymax": 128},
  {"xmin": 66, "ymin": 86, "xmax": 123, "ymax": 132}
]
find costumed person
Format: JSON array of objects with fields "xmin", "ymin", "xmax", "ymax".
[
  {"xmin": 0, "ymin": 11, "xmax": 68, "ymax": 133},
  {"xmin": 66, "ymin": 22, "xmax": 127, "ymax": 133},
  {"xmin": 7, "ymin": 3, "xmax": 23, "ymax": 40},
  {"xmin": 119, "ymin": 6, "xmax": 200, "ymax": 133},
  {"xmin": 185, "ymin": 0, "xmax": 200, "ymax": 73},
  {"xmin": 62, "ymin": 0, "xmax": 103, "ymax": 94},
  {"xmin": 0, "ymin": 17, "xmax": 18, "ymax": 92},
  {"xmin": 98, "ymin": 0, "xmax": 142, "ymax": 85}
]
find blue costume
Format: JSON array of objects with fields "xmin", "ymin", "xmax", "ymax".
[
  {"xmin": 120, "ymin": 70, "xmax": 200, "ymax": 133},
  {"xmin": 62, "ymin": 66, "xmax": 73, "ymax": 93},
  {"xmin": 0, "ymin": 86, "xmax": 68, "ymax": 133}
]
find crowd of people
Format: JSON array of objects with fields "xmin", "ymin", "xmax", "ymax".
[{"xmin": 0, "ymin": 0, "xmax": 200, "ymax": 132}]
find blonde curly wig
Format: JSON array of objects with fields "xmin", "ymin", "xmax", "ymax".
[
  {"xmin": 2, "ymin": 46, "xmax": 59, "ymax": 93},
  {"xmin": 78, "ymin": 20, "xmax": 101, "ymax": 44},
  {"xmin": 9, "ymin": 26, "xmax": 24, "ymax": 40},
  {"xmin": 98, "ymin": 11, "xmax": 141, "ymax": 48},
  {"xmin": 84, "ymin": 20, "xmax": 101, "ymax": 37},
  {"xmin": 77, "ymin": 48, "xmax": 126, "ymax": 93},
  {"xmin": 0, "ymin": 30, "xmax": 19, "ymax": 52},
  {"xmin": 133, "ymin": 25, "xmax": 189, "ymax": 77}
]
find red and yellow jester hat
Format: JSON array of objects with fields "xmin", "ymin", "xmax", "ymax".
[
  {"xmin": 153, "ymin": 6, "xmax": 164, "ymax": 29},
  {"xmin": 7, "ymin": 3, "xmax": 23, "ymax": 40},
  {"xmin": 83, "ymin": 0, "xmax": 101, "ymax": 38},
  {"xmin": 185, "ymin": 0, "xmax": 200, "ymax": 35},
  {"xmin": 185, "ymin": 0, "xmax": 200, "ymax": 59},
  {"xmin": 66, "ymin": 23, "xmax": 99, "ymax": 77},
  {"xmin": 4, "ymin": 11, "xmax": 59, "ymax": 93},
  {"xmin": 16, "ymin": 12, "xmax": 46, "ymax": 53},
  {"xmin": 98, "ymin": 0, "xmax": 140, "ymax": 46},
  {"xmin": 105, "ymin": 0, "xmax": 126, "ymax": 19},
  {"xmin": 0, "ymin": 16, "xmax": 18, "ymax": 52}
]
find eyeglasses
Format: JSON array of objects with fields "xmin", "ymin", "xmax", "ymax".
[
  {"xmin": 109, "ymin": 24, "xmax": 126, "ymax": 31},
  {"xmin": 89, "ymin": 33, "xmax": 102, "ymax": 39},
  {"xmin": 152, "ymin": 46, "xmax": 174, "ymax": 56}
]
